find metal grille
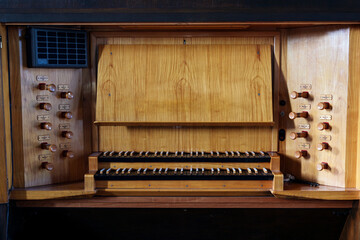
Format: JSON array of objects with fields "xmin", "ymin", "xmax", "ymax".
[{"xmin": 27, "ymin": 28, "xmax": 88, "ymax": 68}]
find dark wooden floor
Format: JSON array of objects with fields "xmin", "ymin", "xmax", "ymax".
[{"xmin": 8, "ymin": 206, "xmax": 350, "ymax": 240}]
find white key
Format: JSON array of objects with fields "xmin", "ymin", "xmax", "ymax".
[
  {"xmin": 124, "ymin": 151, "xmax": 129, "ymax": 156},
  {"xmin": 174, "ymin": 168, "xmax": 178, "ymax": 175},
  {"xmin": 238, "ymin": 168, "xmax": 242, "ymax": 174},
  {"xmin": 180, "ymin": 168, "xmax": 184, "ymax": 175},
  {"xmin": 106, "ymin": 168, "xmax": 112, "ymax": 175},
  {"xmin": 195, "ymin": 168, "xmax": 199, "ymax": 175},
  {"xmin": 226, "ymin": 168, "xmax": 230, "ymax": 174},
  {"xmin": 236, "ymin": 151, "xmax": 241, "ymax": 156},
  {"xmin": 143, "ymin": 168, "xmax": 148, "ymax": 174},
  {"xmin": 247, "ymin": 168, "xmax": 252, "ymax": 174},
  {"xmin": 202, "ymin": 168, "xmax": 205, "ymax": 174},
  {"xmin": 118, "ymin": 151, "xmax": 124, "ymax": 156},
  {"xmin": 232, "ymin": 168, "xmax": 236, "ymax": 174},
  {"xmin": 253, "ymin": 168, "xmax": 258, "ymax": 174},
  {"xmin": 263, "ymin": 168, "xmax": 268, "ymax": 174},
  {"xmin": 217, "ymin": 168, "xmax": 221, "ymax": 174},
  {"xmin": 127, "ymin": 168, "xmax": 133, "ymax": 174},
  {"xmin": 130, "ymin": 151, "xmax": 135, "ymax": 156},
  {"xmin": 153, "ymin": 168, "xmax": 157, "ymax": 175},
  {"xmin": 250, "ymin": 151, "xmax": 256, "ymax": 157},
  {"xmin": 99, "ymin": 168, "xmax": 106, "ymax": 174},
  {"xmin": 115, "ymin": 168, "xmax": 122, "ymax": 174},
  {"xmin": 121, "ymin": 168, "xmax": 127, "ymax": 174},
  {"xmin": 165, "ymin": 168, "xmax": 168, "ymax": 174},
  {"xmin": 211, "ymin": 168, "xmax": 214, "ymax": 175},
  {"xmin": 109, "ymin": 151, "xmax": 115, "ymax": 156},
  {"xmin": 159, "ymin": 168, "xmax": 163, "ymax": 175},
  {"xmin": 137, "ymin": 168, "xmax": 142, "ymax": 174},
  {"xmin": 260, "ymin": 151, "xmax": 265, "ymax": 156}
]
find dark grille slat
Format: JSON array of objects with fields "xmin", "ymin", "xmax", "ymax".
[{"xmin": 27, "ymin": 28, "xmax": 88, "ymax": 68}]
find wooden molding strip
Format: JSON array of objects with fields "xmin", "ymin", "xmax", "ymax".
[
  {"xmin": 14, "ymin": 196, "xmax": 353, "ymax": 208},
  {"xmin": 94, "ymin": 121, "xmax": 275, "ymax": 127}
]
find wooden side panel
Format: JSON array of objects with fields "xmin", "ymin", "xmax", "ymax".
[
  {"xmin": 0, "ymin": 24, "xmax": 10, "ymax": 203},
  {"xmin": 284, "ymin": 27, "xmax": 352, "ymax": 188},
  {"xmin": 9, "ymin": 27, "xmax": 88, "ymax": 187},
  {"xmin": 96, "ymin": 44, "xmax": 273, "ymax": 124},
  {"xmin": 349, "ymin": 27, "xmax": 360, "ymax": 189}
]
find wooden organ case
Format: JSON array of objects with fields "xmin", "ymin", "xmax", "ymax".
[{"xmin": 3, "ymin": 24, "xmax": 360, "ymax": 201}]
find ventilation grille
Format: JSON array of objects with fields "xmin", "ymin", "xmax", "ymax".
[{"xmin": 27, "ymin": 28, "xmax": 88, "ymax": 68}]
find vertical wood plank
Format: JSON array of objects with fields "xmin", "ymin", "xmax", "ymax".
[{"xmin": 0, "ymin": 24, "xmax": 9, "ymax": 203}]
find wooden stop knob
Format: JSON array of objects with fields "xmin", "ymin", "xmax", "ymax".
[
  {"xmin": 295, "ymin": 150, "xmax": 308, "ymax": 159},
  {"xmin": 60, "ymin": 91, "xmax": 74, "ymax": 99},
  {"xmin": 41, "ymin": 162, "xmax": 54, "ymax": 171},
  {"xmin": 317, "ymin": 142, "xmax": 329, "ymax": 151},
  {"xmin": 40, "ymin": 122, "xmax": 52, "ymax": 130},
  {"xmin": 41, "ymin": 142, "xmax": 57, "ymax": 152},
  {"xmin": 61, "ymin": 131, "xmax": 73, "ymax": 139},
  {"xmin": 317, "ymin": 122, "xmax": 330, "ymax": 131},
  {"xmin": 317, "ymin": 102, "xmax": 331, "ymax": 110},
  {"xmin": 289, "ymin": 111, "xmax": 308, "ymax": 120},
  {"xmin": 290, "ymin": 91, "xmax": 309, "ymax": 99},
  {"xmin": 61, "ymin": 112, "xmax": 73, "ymax": 119},
  {"xmin": 39, "ymin": 103, "xmax": 52, "ymax": 111},
  {"xmin": 289, "ymin": 131, "xmax": 308, "ymax": 140},
  {"xmin": 317, "ymin": 162, "xmax": 329, "ymax": 171},
  {"xmin": 62, "ymin": 150, "xmax": 75, "ymax": 158},
  {"xmin": 38, "ymin": 83, "xmax": 56, "ymax": 92}
]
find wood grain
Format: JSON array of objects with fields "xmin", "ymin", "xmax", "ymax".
[
  {"xmin": 283, "ymin": 26, "xmax": 353, "ymax": 188},
  {"xmin": 273, "ymin": 183, "xmax": 360, "ymax": 200},
  {"xmin": 99, "ymin": 125, "xmax": 273, "ymax": 152},
  {"xmin": 96, "ymin": 44, "xmax": 273, "ymax": 124},
  {"xmin": 10, "ymin": 182, "xmax": 96, "ymax": 200},
  {"xmin": 13, "ymin": 196, "xmax": 353, "ymax": 209},
  {"xmin": 96, "ymin": 180, "xmax": 273, "ymax": 190},
  {"xmin": 94, "ymin": 34, "xmax": 279, "ymax": 152},
  {"xmin": 9, "ymin": 27, "xmax": 88, "ymax": 187},
  {"xmin": 0, "ymin": 24, "xmax": 9, "ymax": 203},
  {"xmin": 348, "ymin": 27, "xmax": 360, "ymax": 189}
]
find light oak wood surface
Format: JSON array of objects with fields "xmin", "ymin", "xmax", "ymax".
[
  {"xmin": 96, "ymin": 44, "xmax": 273, "ymax": 124},
  {"xmin": 13, "ymin": 195, "xmax": 354, "ymax": 208},
  {"xmin": 94, "ymin": 33, "xmax": 280, "ymax": 153},
  {"xmin": 0, "ymin": 24, "xmax": 10, "ymax": 203},
  {"xmin": 282, "ymin": 26, "xmax": 360, "ymax": 188},
  {"xmin": 9, "ymin": 27, "xmax": 89, "ymax": 188}
]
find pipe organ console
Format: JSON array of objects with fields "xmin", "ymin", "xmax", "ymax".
[{"xmin": 2, "ymin": 23, "xmax": 360, "ymax": 201}]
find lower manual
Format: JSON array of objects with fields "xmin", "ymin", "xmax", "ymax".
[{"xmin": 95, "ymin": 167, "xmax": 273, "ymax": 181}]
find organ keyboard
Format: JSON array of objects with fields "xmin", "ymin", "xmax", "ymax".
[{"xmin": 87, "ymin": 151, "xmax": 283, "ymax": 194}]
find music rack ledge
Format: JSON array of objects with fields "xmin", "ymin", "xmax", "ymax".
[{"xmin": 93, "ymin": 121, "xmax": 276, "ymax": 127}]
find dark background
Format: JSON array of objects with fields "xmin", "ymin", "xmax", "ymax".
[
  {"xmin": 8, "ymin": 206, "xmax": 351, "ymax": 240},
  {"xmin": 1, "ymin": 0, "xmax": 360, "ymax": 23}
]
